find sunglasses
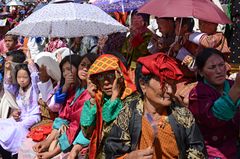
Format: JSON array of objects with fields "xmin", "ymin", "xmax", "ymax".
[{"xmin": 92, "ymin": 71, "xmax": 115, "ymax": 84}]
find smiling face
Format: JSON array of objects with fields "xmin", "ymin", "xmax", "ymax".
[
  {"xmin": 200, "ymin": 54, "xmax": 226, "ymax": 86},
  {"xmin": 140, "ymin": 77, "xmax": 176, "ymax": 108}
]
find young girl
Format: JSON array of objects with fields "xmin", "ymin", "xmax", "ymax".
[
  {"xmin": 33, "ymin": 54, "xmax": 98, "ymax": 159},
  {"xmin": 0, "ymin": 59, "xmax": 40, "ymax": 158}
]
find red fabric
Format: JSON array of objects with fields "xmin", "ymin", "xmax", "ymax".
[
  {"xmin": 137, "ymin": 53, "xmax": 183, "ymax": 84},
  {"xmin": 138, "ymin": 0, "xmax": 231, "ymax": 24},
  {"xmin": 130, "ymin": 34, "xmax": 144, "ymax": 48},
  {"xmin": 27, "ymin": 123, "xmax": 53, "ymax": 142},
  {"xmin": 59, "ymin": 88, "xmax": 91, "ymax": 145}
]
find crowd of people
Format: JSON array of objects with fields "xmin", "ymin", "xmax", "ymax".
[{"xmin": 0, "ymin": 0, "xmax": 239, "ymax": 159}]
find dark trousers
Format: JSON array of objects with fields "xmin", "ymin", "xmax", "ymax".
[{"xmin": 0, "ymin": 145, "xmax": 17, "ymax": 159}]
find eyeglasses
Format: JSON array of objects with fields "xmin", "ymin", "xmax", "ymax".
[{"xmin": 92, "ymin": 71, "xmax": 115, "ymax": 84}]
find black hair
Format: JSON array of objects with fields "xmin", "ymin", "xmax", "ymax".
[
  {"xmin": 135, "ymin": 63, "xmax": 155, "ymax": 98},
  {"xmin": 132, "ymin": 10, "xmax": 150, "ymax": 26},
  {"xmin": 6, "ymin": 50, "xmax": 26, "ymax": 63},
  {"xmin": 157, "ymin": 17, "xmax": 175, "ymax": 21},
  {"xmin": 5, "ymin": 34, "xmax": 18, "ymax": 42},
  {"xmin": 15, "ymin": 63, "xmax": 31, "ymax": 85},
  {"xmin": 106, "ymin": 52, "xmax": 129, "ymax": 70},
  {"xmin": 82, "ymin": 53, "xmax": 99, "ymax": 64},
  {"xmin": 176, "ymin": 17, "xmax": 195, "ymax": 32},
  {"xmin": 196, "ymin": 48, "xmax": 225, "ymax": 81},
  {"xmin": 59, "ymin": 54, "xmax": 82, "ymax": 86}
]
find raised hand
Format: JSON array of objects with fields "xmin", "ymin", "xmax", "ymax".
[{"xmin": 111, "ymin": 70, "xmax": 124, "ymax": 100}]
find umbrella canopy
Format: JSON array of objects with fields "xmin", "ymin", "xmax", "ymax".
[
  {"xmin": 138, "ymin": 0, "xmax": 231, "ymax": 24},
  {"xmin": 6, "ymin": 0, "xmax": 24, "ymax": 6},
  {"xmin": 89, "ymin": 0, "xmax": 148, "ymax": 13},
  {"xmin": 8, "ymin": 1, "xmax": 128, "ymax": 37}
]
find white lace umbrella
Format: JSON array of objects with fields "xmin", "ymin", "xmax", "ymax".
[
  {"xmin": 8, "ymin": 1, "xmax": 128, "ymax": 38},
  {"xmin": 6, "ymin": 0, "xmax": 24, "ymax": 6}
]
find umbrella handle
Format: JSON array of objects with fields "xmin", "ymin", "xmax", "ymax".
[
  {"xmin": 69, "ymin": 49, "xmax": 72, "ymax": 73},
  {"xmin": 167, "ymin": 18, "xmax": 183, "ymax": 56}
]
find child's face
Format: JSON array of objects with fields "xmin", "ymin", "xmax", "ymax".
[
  {"xmin": 4, "ymin": 36, "xmax": 17, "ymax": 51},
  {"xmin": 17, "ymin": 69, "xmax": 30, "ymax": 89}
]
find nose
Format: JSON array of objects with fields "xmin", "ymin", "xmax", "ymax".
[
  {"xmin": 165, "ymin": 83, "xmax": 173, "ymax": 95},
  {"xmin": 215, "ymin": 66, "xmax": 222, "ymax": 73}
]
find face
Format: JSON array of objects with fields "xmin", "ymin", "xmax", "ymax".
[
  {"xmin": 156, "ymin": 18, "xmax": 175, "ymax": 36},
  {"xmin": 141, "ymin": 77, "xmax": 176, "ymax": 107},
  {"xmin": 4, "ymin": 36, "xmax": 17, "ymax": 51},
  {"xmin": 62, "ymin": 61, "xmax": 78, "ymax": 82},
  {"xmin": 199, "ymin": 20, "xmax": 218, "ymax": 35},
  {"xmin": 200, "ymin": 54, "xmax": 226, "ymax": 86},
  {"xmin": 92, "ymin": 70, "xmax": 115, "ymax": 96},
  {"xmin": 17, "ymin": 69, "xmax": 30, "ymax": 89},
  {"xmin": 131, "ymin": 15, "xmax": 145, "ymax": 31},
  {"xmin": 78, "ymin": 57, "xmax": 91, "ymax": 81}
]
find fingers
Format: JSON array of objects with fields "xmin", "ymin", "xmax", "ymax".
[{"xmin": 141, "ymin": 147, "xmax": 154, "ymax": 156}]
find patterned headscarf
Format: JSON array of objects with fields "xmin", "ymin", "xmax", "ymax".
[
  {"xmin": 137, "ymin": 53, "xmax": 183, "ymax": 84},
  {"xmin": 88, "ymin": 54, "xmax": 136, "ymax": 159}
]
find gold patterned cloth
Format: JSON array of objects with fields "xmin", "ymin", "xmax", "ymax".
[{"xmin": 139, "ymin": 115, "xmax": 179, "ymax": 159}]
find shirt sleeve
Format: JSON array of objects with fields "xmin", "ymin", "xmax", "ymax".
[{"xmin": 212, "ymin": 94, "xmax": 240, "ymax": 121}]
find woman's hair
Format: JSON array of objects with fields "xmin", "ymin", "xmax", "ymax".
[
  {"xmin": 59, "ymin": 54, "xmax": 82, "ymax": 86},
  {"xmin": 15, "ymin": 63, "xmax": 31, "ymax": 85},
  {"xmin": 196, "ymin": 48, "xmax": 225, "ymax": 80},
  {"xmin": 135, "ymin": 63, "xmax": 155, "ymax": 98},
  {"xmin": 82, "ymin": 53, "xmax": 99, "ymax": 64},
  {"xmin": 106, "ymin": 52, "xmax": 129, "ymax": 69}
]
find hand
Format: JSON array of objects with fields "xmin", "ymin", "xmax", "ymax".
[
  {"xmin": 62, "ymin": 72, "xmax": 75, "ymax": 92},
  {"xmin": 5, "ymin": 61, "xmax": 12, "ymax": 70},
  {"xmin": 36, "ymin": 151, "xmax": 53, "ymax": 159},
  {"xmin": 126, "ymin": 147, "xmax": 154, "ymax": 159},
  {"xmin": 33, "ymin": 141, "xmax": 49, "ymax": 153},
  {"xmin": 182, "ymin": 55, "xmax": 193, "ymax": 66},
  {"xmin": 87, "ymin": 79, "xmax": 97, "ymax": 98},
  {"xmin": 39, "ymin": 65, "xmax": 50, "ymax": 83},
  {"xmin": 111, "ymin": 70, "xmax": 124, "ymax": 100},
  {"xmin": 233, "ymin": 71, "xmax": 240, "ymax": 88},
  {"xmin": 59, "ymin": 124, "xmax": 69, "ymax": 134},
  {"xmin": 67, "ymin": 144, "xmax": 83, "ymax": 159},
  {"xmin": 12, "ymin": 109, "xmax": 21, "ymax": 121}
]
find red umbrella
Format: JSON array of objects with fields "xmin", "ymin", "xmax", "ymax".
[{"xmin": 138, "ymin": 0, "xmax": 231, "ymax": 24}]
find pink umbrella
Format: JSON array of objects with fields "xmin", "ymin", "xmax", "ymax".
[{"xmin": 138, "ymin": 0, "xmax": 231, "ymax": 24}]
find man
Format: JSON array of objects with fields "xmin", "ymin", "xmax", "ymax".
[{"xmin": 149, "ymin": 17, "xmax": 175, "ymax": 53}]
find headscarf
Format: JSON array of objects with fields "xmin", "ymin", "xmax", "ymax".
[
  {"xmin": 88, "ymin": 54, "xmax": 136, "ymax": 159},
  {"xmin": 137, "ymin": 53, "xmax": 183, "ymax": 85}
]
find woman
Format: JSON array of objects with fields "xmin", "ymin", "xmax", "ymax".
[
  {"xmin": 0, "ymin": 59, "xmax": 40, "ymax": 159},
  {"xmin": 105, "ymin": 53, "xmax": 206, "ymax": 159},
  {"xmin": 189, "ymin": 48, "xmax": 240, "ymax": 159},
  {"xmin": 33, "ymin": 55, "xmax": 90, "ymax": 159},
  {"xmin": 79, "ymin": 54, "xmax": 138, "ymax": 159}
]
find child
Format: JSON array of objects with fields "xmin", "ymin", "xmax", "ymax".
[{"xmin": 0, "ymin": 58, "xmax": 40, "ymax": 158}]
